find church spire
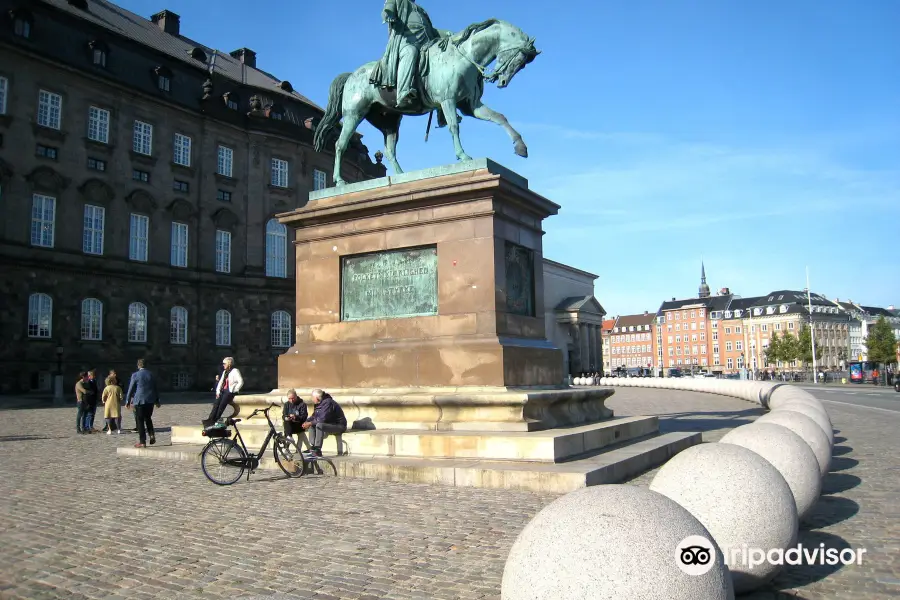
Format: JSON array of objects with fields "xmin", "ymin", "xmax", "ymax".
[{"xmin": 698, "ymin": 261, "xmax": 711, "ymax": 299}]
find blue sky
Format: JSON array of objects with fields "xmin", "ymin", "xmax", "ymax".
[{"xmin": 121, "ymin": 0, "xmax": 899, "ymax": 316}]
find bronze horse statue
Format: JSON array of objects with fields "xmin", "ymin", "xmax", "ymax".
[{"xmin": 314, "ymin": 19, "xmax": 540, "ymax": 185}]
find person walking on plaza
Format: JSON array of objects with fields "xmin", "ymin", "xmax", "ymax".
[
  {"xmin": 301, "ymin": 389, "xmax": 347, "ymax": 457},
  {"xmin": 205, "ymin": 357, "xmax": 243, "ymax": 428},
  {"xmin": 107, "ymin": 369, "xmax": 126, "ymax": 433},
  {"xmin": 74, "ymin": 372, "xmax": 95, "ymax": 434},
  {"xmin": 102, "ymin": 373, "xmax": 124, "ymax": 435},
  {"xmin": 82, "ymin": 370, "xmax": 100, "ymax": 432},
  {"xmin": 125, "ymin": 359, "xmax": 160, "ymax": 448}
]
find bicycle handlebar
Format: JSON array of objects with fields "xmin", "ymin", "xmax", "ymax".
[{"xmin": 246, "ymin": 403, "xmax": 281, "ymax": 419}]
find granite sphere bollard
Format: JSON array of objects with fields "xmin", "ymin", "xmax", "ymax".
[
  {"xmin": 756, "ymin": 411, "xmax": 832, "ymax": 476},
  {"xmin": 501, "ymin": 485, "xmax": 735, "ymax": 600},
  {"xmin": 773, "ymin": 403, "xmax": 833, "ymax": 446},
  {"xmin": 649, "ymin": 443, "xmax": 798, "ymax": 594},
  {"xmin": 720, "ymin": 423, "xmax": 822, "ymax": 520}
]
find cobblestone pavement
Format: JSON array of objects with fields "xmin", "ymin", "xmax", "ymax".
[{"xmin": 0, "ymin": 388, "xmax": 895, "ymax": 599}]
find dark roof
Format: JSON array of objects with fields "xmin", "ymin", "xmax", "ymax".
[
  {"xmin": 860, "ymin": 306, "xmax": 895, "ymax": 318},
  {"xmin": 656, "ymin": 297, "xmax": 713, "ymax": 316},
  {"xmin": 554, "ymin": 296, "xmax": 606, "ymax": 315},
  {"xmin": 40, "ymin": 0, "xmax": 322, "ymax": 111},
  {"xmin": 615, "ymin": 313, "xmax": 655, "ymax": 328},
  {"xmin": 758, "ymin": 290, "xmax": 831, "ymax": 306},
  {"xmin": 724, "ymin": 296, "xmax": 761, "ymax": 311}
]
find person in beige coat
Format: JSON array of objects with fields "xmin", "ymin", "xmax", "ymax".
[{"xmin": 102, "ymin": 374, "xmax": 124, "ymax": 435}]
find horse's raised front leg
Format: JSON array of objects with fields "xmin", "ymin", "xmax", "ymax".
[
  {"xmin": 472, "ymin": 101, "xmax": 528, "ymax": 158},
  {"xmin": 440, "ymin": 100, "xmax": 472, "ymax": 162},
  {"xmin": 332, "ymin": 111, "xmax": 365, "ymax": 186}
]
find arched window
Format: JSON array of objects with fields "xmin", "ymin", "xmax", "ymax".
[
  {"xmin": 27, "ymin": 293, "xmax": 52, "ymax": 338},
  {"xmin": 215, "ymin": 309, "xmax": 232, "ymax": 346},
  {"xmin": 271, "ymin": 310, "xmax": 292, "ymax": 348},
  {"xmin": 170, "ymin": 306, "xmax": 188, "ymax": 344},
  {"xmin": 128, "ymin": 302, "xmax": 147, "ymax": 343},
  {"xmin": 265, "ymin": 219, "xmax": 287, "ymax": 278},
  {"xmin": 81, "ymin": 298, "xmax": 103, "ymax": 340}
]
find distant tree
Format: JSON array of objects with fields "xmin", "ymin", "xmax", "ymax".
[
  {"xmin": 798, "ymin": 324, "xmax": 823, "ymax": 366},
  {"xmin": 866, "ymin": 316, "xmax": 898, "ymax": 367},
  {"xmin": 765, "ymin": 332, "xmax": 781, "ymax": 365},
  {"xmin": 779, "ymin": 331, "xmax": 801, "ymax": 365}
]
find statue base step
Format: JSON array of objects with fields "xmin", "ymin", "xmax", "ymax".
[
  {"xmin": 171, "ymin": 416, "xmax": 658, "ymax": 463},
  {"xmin": 118, "ymin": 431, "xmax": 700, "ymax": 494}
]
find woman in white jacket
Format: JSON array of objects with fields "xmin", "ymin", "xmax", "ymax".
[{"xmin": 205, "ymin": 356, "xmax": 243, "ymax": 428}]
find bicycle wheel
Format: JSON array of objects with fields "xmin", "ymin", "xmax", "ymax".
[
  {"xmin": 306, "ymin": 456, "xmax": 338, "ymax": 477},
  {"xmin": 201, "ymin": 438, "xmax": 246, "ymax": 485},
  {"xmin": 273, "ymin": 434, "xmax": 304, "ymax": 478}
]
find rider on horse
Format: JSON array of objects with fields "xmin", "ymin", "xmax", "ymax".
[{"xmin": 370, "ymin": 0, "xmax": 450, "ymax": 110}]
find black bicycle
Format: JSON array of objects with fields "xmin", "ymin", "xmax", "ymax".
[{"xmin": 200, "ymin": 403, "xmax": 336, "ymax": 485}]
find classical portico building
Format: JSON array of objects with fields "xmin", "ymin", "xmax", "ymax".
[{"xmin": 542, "ymin": 259, "xmax": 606, "ymax": 378}]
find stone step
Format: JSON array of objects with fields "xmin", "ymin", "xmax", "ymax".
[
  {"xmin": 116, "ymin": 431, "xmax": 700, "ymax": 494},
  {"xmin": 172, "ymin": 416, "xmax": 659, "ymax": 462}
]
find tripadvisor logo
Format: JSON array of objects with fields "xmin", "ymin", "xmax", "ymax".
[{"xmin": 676, "ymin": 535, "xmax": 717, "ymax": 576}]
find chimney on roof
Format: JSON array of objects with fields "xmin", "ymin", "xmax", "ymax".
[
  {"xmin": 671, "ymin": 297, "xmax": 676, "ymax": 302},
  {"xmin": 644, "ymin": 310, "xmax": 648, "ymax": 315},
  {"xmin": 151, "ymin": 10, "xmax": 180, "ymax": 36},
  {"xmin": 230, "ymin": 48, "xmax": 257, "ymax": 68}
]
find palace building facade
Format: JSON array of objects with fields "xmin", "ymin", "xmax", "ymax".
[{"xmin": 0, "ymin": 0, "xmax": 385, "ymax": 393}]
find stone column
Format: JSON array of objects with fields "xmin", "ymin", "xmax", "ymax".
[
  {"xmin": 578, "ymin": 323, "xmax": 591, "ymax": 372},
  {"xmin": 589, "ymin": 324, "xmax": 599, "ymax": 372},
  {"xmin": 570, "ymin": 323, "xmax": 582, "ymax": 374},
  {"xmin": 596, "ymin": 325, "xmax": 604, "ymax": 374}
]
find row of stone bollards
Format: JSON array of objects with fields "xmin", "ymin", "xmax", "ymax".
[{"xmin": 501, "ymin": 379, "xmax": 835, "ymax": 599}]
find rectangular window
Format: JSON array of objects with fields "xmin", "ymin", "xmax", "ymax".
[
  {"xmin": 775, "ymin": 323, "xmax": 782, "ymax": 330},
  {"xmin": 170, "ymin": 222, "xmax": 188, "ymax": 267},
  {"xmin": 736, "ymin": 341, "xmax": 743, "ymax": 351},
  {"xmin": 216, "ymin": 190, "xmax": 231, "ymax": 203},
  {"xmin": 129, "ymin": 214, "xmax": 149, "ymax": 261},
  {"xmin": 36, "ymin": 144, "xmax": 58, "ymax": 159},
  {"xmin": 173, "ymin": 180, "xmax": 189, "ymax": 193},
  {"xmin": 158, "ymin": 75, "xmax": 170, "ymax": 92},
  {"xmin": 215, "ymin": 230, "xmax": 231, "ymax": 273},
  {"xmin": 87, "ymin": 157, "xmax": 106, "ymax": 172},
  {"xmin": 727, "ymin": 358, "xmax": 734, "ymax": 369},
  {"xmin": 700, "ymin": 321, "xmax": 705, "ymax": 330},
  {"xmin": 788, "ymin": 322, "xmax": 795, "ymax": 330},
  {"xmin": 0, "ymin": 76, "xmax": 7, "ymax": 114},
  {"xmin": 761, "ymin": 324, "xmax": 768, "ymax": 332},
  {"xmin": 725, "ymin": 327, "xmax": 731, "ymax": 334},
  {"xmin": 735, "ymin": 326, "xmax": 742, "ymax": 334},
  {"xmin": 173, "ymin": 133, "xmax": 191, "ymax": 166},
  {"xmin": 700, "ymin": 333, "xmax": 706, "ymax": 341},
  {"xmin": 31, "ymin": 194, "xmax": 56, "ymax": 247},
  {"xmin": 132, "ymin": 120, "xmax": 153, "ymax": 155},
  {"xmin": 132, "ymin": 169, "xmax": 150, "ymax": 183},
  {"xmin": 271, "ymin": 158, "xmax": 289, "ymax": 187},
  {"xmin": 313, "ymin": 168, "xmax": 327, "ymax": 191},
  {"xmin": 726, "ymin": 342, "xmax": 733, "ymax": 352},
  {"xmin": 37, "ymin": 90, "xmax": 62, "ymax": 129},
  {"xmin": 82, "ymin": 204, "xmax": 105, "ymax": 255},
  {"xmin": 87, "ymin": 106, "xmax": 110, "ymax": 143},
  {"xmin": 217, "ymin": 145, "xmax": 233, "ymax": 177}
]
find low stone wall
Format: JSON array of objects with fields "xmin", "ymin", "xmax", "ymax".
[{"xmin": 502, "ymin": 380, "xmax": 834, "ymax": 598}]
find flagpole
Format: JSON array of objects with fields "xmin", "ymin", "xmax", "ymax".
[{"xmin": 806, "ymin": 267, "xmax": 818, "ymax": 383}]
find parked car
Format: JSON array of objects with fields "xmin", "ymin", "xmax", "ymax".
[
  {"xmin": 895, "ymin": 378, "xmax": 900, "ymax": 393},
  {"xmin": 667, "ymin": 368, "xmax": 683, "ymax": 378}
]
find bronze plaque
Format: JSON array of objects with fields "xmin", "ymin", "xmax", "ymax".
[
  {"xmin": 505, "ymin": 242, "xmax": 535, "ymax": 317},
  {"xmin": 341, "ymin": 246, "xmax": 438, "ymax": 321}
]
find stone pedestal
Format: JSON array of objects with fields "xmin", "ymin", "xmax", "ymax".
[{"xmin": 277, "ymin": 159, "xmax": 563, "ymax": 391}]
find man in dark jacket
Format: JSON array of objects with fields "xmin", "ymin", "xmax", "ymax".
[
  {"xmin": 125, "ymin": 358, "xmax": 160, "ymax": 448},
  {"xmin": 282, "ymin": 389, "xmax": 308, "ymax": 443},
  {"xmin": 301, "ymin": 389, "xmax": 346, "ymax": 457}
]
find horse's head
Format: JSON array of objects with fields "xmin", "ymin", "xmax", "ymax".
[{"xmin": 495, "ymin": 33, "xmax": 541, "ymax": 89}]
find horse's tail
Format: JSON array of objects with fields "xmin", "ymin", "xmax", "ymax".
[{"xmin": 314, "ymin": 72, "xmax": 352, "ymax": 153}]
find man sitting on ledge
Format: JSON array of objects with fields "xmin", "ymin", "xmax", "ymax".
[
  {"xmin": 282, "ymin": 388, "xmax": 308, "ymax": 444},
  {"xmin": 301, "ymin": 388, "xmax": 347, "ymax": 457}
]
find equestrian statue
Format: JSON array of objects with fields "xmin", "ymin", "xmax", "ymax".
[{"xmin": 314, "ymin": 0, "xmax": 541, "ymax": 186}]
